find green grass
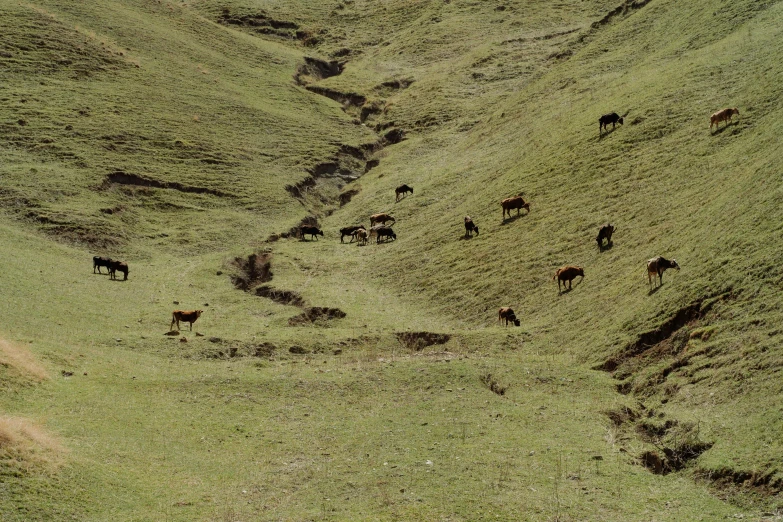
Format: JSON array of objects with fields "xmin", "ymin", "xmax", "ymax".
[{"xmin": 1, "ymin": 0, "xmax": 782, "ymax": 519}]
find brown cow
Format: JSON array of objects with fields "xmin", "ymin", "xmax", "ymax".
[
  {"xmin": 395, "ymin": 184, "xmax": 413, "ymax": 202},
  {"xmin": 464, "ymin": 216, "xmax": 479, "ymax": 237},
  {"xmin": 498, "ymin": 307, "xmax": 520, "ymax": 327},
  {"xmin": 170, "ymin": 310, "xmax": 203, "ymax": 331},
  {"xmin": 370, "ymin": 213, "xmax": 396, "ymax": 226},
  {"xmin": 501, "ymin": 196, "xmax": 530, "ymax": 219},
  {"xmin": 647, "ymin": 256, "xmax": 680, "ymax": 288},
  {"xmin": 554, "ymin": 265, "xmax": 584, "ymax": 292},
  {"xmin": 109, "ymin": 260, "xmax": 129, "ymax": 281},
  {"xmin": 710, "ymin": 108, "xmax": 739, "ymax": 130}
]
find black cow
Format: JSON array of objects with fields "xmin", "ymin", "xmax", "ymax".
[
  {"xmin": 340, "ymin": 225, "xmax": 366, "ymax": 243},
  {"xmin": 464, "ymin": 216, "xmax": 479, "ymax": 237},
  {"xmin": 596, "ymin": 223, "xmax": 615, "ymax": 248},
  {"xmin": 395, "ymin": 184, "xmax": 413, "ymax": 202},
  {"xmin": 599, "ymin": 112, "xmax": 623, "ymax": 134},
  {"xmin": 93, "ymin": 256, "xmax": 112, "ymax": 274},
  {"xmin": 375, "ymin": 226, "xmax": 397, "ymax": 243},
  {"xmin": 109, "ymin": 260, "xmax": 129, "ymax": 281},
  {"xmin": 300, "ymin": 226, "xmax": 324, "ymax": 241}
]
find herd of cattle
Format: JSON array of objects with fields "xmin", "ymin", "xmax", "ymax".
[
  {"xmin": 92, "ymin": 256, "xmax": 129, "ymax": 280},
  {"xmin": 92, "ymin": 108, "xmax": 739, "ymax": 331}
]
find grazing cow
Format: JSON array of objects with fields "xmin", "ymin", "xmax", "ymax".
[
  {"xmin": 395, "ymin": 184, "xmax": 413, "ymax": 202},
  {"xmin": 356, "ymin": 228, "xmax": 368, "ymax": 246},
  {"xmin": 375, "ymin": 226, "xmax": 397, "ymax": 243},
  {"xmin": 299, "ymin": 225, "xmax": 324, "ymax": 241},
  {"xmin": 498, "ymin": 307, "xmax": 521, "ymax": 327},
  {"xmin": 464, "ymin": 216, "xmax": 479, "ymax": 237},
  {"xmin": 170, "ymin": 309, "xmax": 203, "ymax": 331},
  {"xmin": 647, "ymin": 256, "xmax": 680, "ymax": 288},
  {"xmin": 554, "ymin": 265, "xmax": 584, "ymax": 292},
  {"xmin": 596, "ymin": 223, "xmax": 615, "ymax": 248},
  {"xmin": 340, "ymin": 225, "xmax": 366, "ymax": 243},
  {"xmin": 501, "ymin": 196, "xmax": 530, "ymax": 219},
  {"xmin": 93, "ymin": 256, "xmax": 112, "ymax": 274},
  {"xmin": 370, "ymin": 213, "xmax": 396, "ymax": 226},
  {"xmin": 710, "ymin": 108, "xmax": 739, "ymax": 130},
  {"xmin": 109, "ymin": 260, "xmax": 129, "ymax": 281},
  {"xmin": 599, "ymin": 112, "xmax": 623, "ymax": 134}
]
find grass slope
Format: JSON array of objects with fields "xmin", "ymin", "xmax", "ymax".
[{"xmin": 1, "ymin": 0, "xmax": 782, "ymax": 519}]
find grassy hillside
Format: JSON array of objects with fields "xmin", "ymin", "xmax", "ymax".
[{"xmin": 1, "ymin": 0, "xmax": 782, "ymax": 519}]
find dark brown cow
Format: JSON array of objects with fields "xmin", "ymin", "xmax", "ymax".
[
  {"xmin": 501, "ymin": 196, "xmax": 530, "ymax": 219},
  {"xmin": 647, "ymin": 256, "xmax": 680, "ymax": 288},
  {"xmin": 340, "ymin": 225, "xmax": 366, "ymax": 243},
  {"xmin": 710, "ymin": 108, "xmax": 739, "ymax": 130},
  {"xmin": 498, "ymin": 307, "xmax": 520, "ymax": 327},
  {"xmin": 93, "ymin": 256, "xmax": 112, "ymax": 274},
  {"xmin": 109, "ymin": 260, "xmax": 129, "ymax": 281},
  {"xmin": 395, "ymin": 184, "xmax": 413, "ymax": 202},
  {"xmin": 370, "ymin": 213, "xmax": 396, "ymax": 226},
  {"xmin": 464, "ymin": 216, "xmax": 479, "ymax": 237},
  {"xmin": 599, "ymin": 112, "xmax": 623, "ymax": 134},
  {"xmin": 299, "ymin": 226, "xmax": 324, "ymax": 241},
  {"xmin": 554, "ymin": 265, "xmax": 584, "ymax": 292},
  {"xmin": 596, "ymin": 223, "xmax": 615, "ymax": 249},
  {"xmin": 170, "ymin": 310, "xmax": 203, "ymax": 331}
]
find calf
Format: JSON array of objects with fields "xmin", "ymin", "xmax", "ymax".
[
  {"xmin": 370, "ymin": 213, "xmax": 396, "ymax": 226},
  {"xmin": 599, "ymin": 112, "xmax": 623, "ymax": 134},
  {"xmin": 170, "ymin": 309, "xmax": 203, "ymax": 331},
  {"xmin": 355, "ymin": 228, "xmax": 368, "ymax": 246},
  {"xmin": 340, "ymin": 225, "xmax": 366, "ymax": 243},
  {"xmin": 498, "ymin": 307, "xmax": 520, "ymax": 327},
  {"xmin": 464, "ymin": 216, "xmax": 479, "ymax": 237},
  {"xmin": 299, "ymin": 225, "xmax": 324, "ymax": 241},
  {"xmin": 554, "ymin": 265, "xmax": 584, "ymax": 292},
  {"xmin": 501, "ymin": 196, "xmax": 530, "ymax": 219},
  {"xmin": 109, "ymin": 260, "xmax": 129, "ymax": 281},
  {"xmin": 596, "ymin": 223, "xmax": 615, "ymax": 249},
  {"xmin": 647, "ymin": 256, "xmax": 680, "ymax": 288},
  {"xmin": 93, "ymin": 256, "xmax": 112, "ymax": 274},
  {"xmin": 710, "ymin": 108, "xmax": 739, "ymax": 130},
  {"xmin": 395, "ymin": 184, "xmax": 413, "ymax": 202}
]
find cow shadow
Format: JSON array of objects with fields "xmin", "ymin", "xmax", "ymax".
[
  {"xmin": 710, "ymin": 123, "xmax": 738, "ymax": 136},
  {"xmin": 500, "ymin": 214, "xmax": 527, "ymax": 225},
  {"xmin": 109, "ymin": 278, "xmax": 128, "ymax": 283},
  {"xmin": 458, "ymin": 234, "xmax": 476, "ymax": 241},
  {"xmin": 647, "ymin": 284, "xmax": 662, "ymax": 295},
  {"xmin": 598, "ymin": 127, "xmax": 619, "ymax": 140},
  {"xmin": 598, "ymin": 241, "xmax": 614, "ymax": 252}
]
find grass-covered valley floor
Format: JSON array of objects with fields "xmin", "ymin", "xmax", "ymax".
[{"xmin": 1, "ymin": 0, "xmax": 782, "ymax": 520}]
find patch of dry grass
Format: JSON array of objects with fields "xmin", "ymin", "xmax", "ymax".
[
  {"xmin": 0, "ymin": 338, "xmax": 48, "ymax": 381},
  {"xmin": 0, "ymin": 416, "xmax": 66, "ymax": 472}
]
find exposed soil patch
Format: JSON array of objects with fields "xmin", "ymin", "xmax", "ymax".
[
  {"xmin": 255, "ymin": 285, "xmax": 305, "ymax": 307},
  {"xmin": 339, "ymin": 188, "xmax": 360, "ymax": 206},
  {"xmin": 288, "ymin": 307, "xmax": 346, "ymax": 326},
  {"xmin": 101, "ymin": 171, "xmax": 233, "ymax": 198},
  {"xmin": 395, "ymin": 332, "xmax": 450, "ymax": 351},
  {"xmin": 230, "ymin": 252, "xmax": 272, "ymax": 291},
  {"xmin": 695, "ymin": 467, "xmax": 783, "ymax": 496},
  {"xmin": 294, "ymin": 56, "xmax": 344, "ymax": 84},
  {"xmin": 217, "ymin": 10, "xmax": 319, "ymax": 44}
]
